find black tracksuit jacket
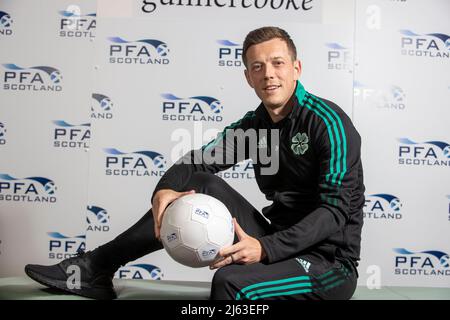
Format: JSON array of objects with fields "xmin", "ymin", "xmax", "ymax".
[{"xmin": 153, "ymin": 81, "xmax": 365, "ymax": 267}]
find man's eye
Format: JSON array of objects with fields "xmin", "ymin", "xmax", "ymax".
[{"xmin": 253, "ymin": 65, "xmax": 262, "ymax": 71}]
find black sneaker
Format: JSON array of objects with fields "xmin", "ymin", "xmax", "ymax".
[{"xmin": 24, "ymin": 250, "xmax": 117, "ymax": 300}]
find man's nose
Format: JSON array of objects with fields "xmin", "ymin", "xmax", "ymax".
[{"xmin": 264, "ymin": 64, "xmax": 275, "ymax": 79}]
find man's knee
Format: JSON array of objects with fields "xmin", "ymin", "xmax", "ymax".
[
  {"xmin": 212, "ymin": 266, "xmax": 231, "ymax": 287},
  {"xmin": 210, "ymin": 266, "xmax": 238, "ymax": 300},
  {"xmin": 185, "ymin": 172, "xmax": 225, "ymax": 193}
]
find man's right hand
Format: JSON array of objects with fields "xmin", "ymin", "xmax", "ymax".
[{"xmin": 152, "ymin": 189, "xmax": 196, "ymax": 240}]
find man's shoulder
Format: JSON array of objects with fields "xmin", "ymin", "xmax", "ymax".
[
  {"xmin": 305, "ymin": 93, "xmax": 345, "ymax": 115},
  {"xmin": 239, "ymin": 109, "xmax": 258, "ymax": 125},
  {"xmin": 223, "ymin": 109, "xmax": 257, "ymax": 130},
  {"xmin": 302, "ymin": 92, "xmax": 354, "ymax": 127}
]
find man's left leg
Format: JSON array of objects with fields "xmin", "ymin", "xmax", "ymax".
[{"xmin": 210, "ymin": 255, "xmax": 357, "ymax": 300}]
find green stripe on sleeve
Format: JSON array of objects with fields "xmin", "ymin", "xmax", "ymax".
[
  {"xmin": 311, "ymin": 95, "xmax": 348, "ymax": 184},
  {"xmin": 295, "ymin": 82, "xmax": 347, "ymax": 186}
]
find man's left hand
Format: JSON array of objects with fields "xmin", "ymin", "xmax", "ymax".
[{"xmin": 210, "ymin": 218, "xmax": 266, "ymax": 269}]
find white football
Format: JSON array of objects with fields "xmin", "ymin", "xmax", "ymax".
[{"xmin": 160, "ymin": 193, "xmax": 234, "ymax": 268}]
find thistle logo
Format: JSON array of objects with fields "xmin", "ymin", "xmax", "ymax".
[
  {"xmin": 364, "ymin": 194, "xmax": 402, "ymax": 220},
  {"xmin": 104, "ymin": 148, "xmax": 166, "ymax": 177},
  {"xmin": 394, "ymin": 248, "xmax": 450, "ymax": 276},
  {"xmin": 216, "ymin": 159, "xmax": 255, "ymax": 180},
  {"xmin": 354, "ymin": 81, "xmax": 406, "ymax": 111},
  {"xmin": 161, "ymin": 93, "xmax": 223, "ymax": 122},
  {"xmin": 116, "ymin": 264, "xmax": 163, "ymax": 280},
  {"xmin": 2, "ymin": 64, "xmax": 62, "ymax": 91},
  {"xmin": 108, "ymin": 37, "xmax": 170, "ymax": 64},
  {"xmin": 91, "ymin": 93, "xmax": 113, "ymax": 119},
  {"xmin": 398, "ymin": 138, "xmax": 450, "ymax": 166},
  {"xmin": 400, "ymin": 30, "xmax": 449, "ymax": 59},
  {"xmin": 0, "ymin": 122, "xmax": 6, "ymax": 145},
  {"xmin": 52, "ymin": 120, "xmax": 90, "ymax": 149},
  {"xmin": 326, "ymin": 43, "xmax": 351, "ymax": 70},
  {"xmin": 0, "ymin": 174, "xmax": 57, "ymax": 203},
  {"xmin": 217, "ymin": 40, "xmax": 243, "ymax": 67},
  {"xmin": 86, "ymin": 206, "xmax": 110, "ymax": 232},
  {"xmin": 58, "ymin": 9, "xmax": 96, "ymax": 38},
  {"xmin": 48, "ymin": 232, "xmax": 86, "ymax": 260},
  {"xmin": 0, "ymin": 11, "xmax": 13, "ymax": 36}
]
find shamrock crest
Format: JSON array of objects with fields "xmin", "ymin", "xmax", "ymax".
[{"xmin": 291, "ymin": 132, "xmax": 309, "ymax": 155}]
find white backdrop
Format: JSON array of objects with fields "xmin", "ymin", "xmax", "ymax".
[{"xmin": 0, "ymin": 0, "xmax": 449, "ymax": 288}]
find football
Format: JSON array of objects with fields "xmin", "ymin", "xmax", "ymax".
[{"xmin": 160, "ymin": 193, "xmax": 234, "ymax": 268}]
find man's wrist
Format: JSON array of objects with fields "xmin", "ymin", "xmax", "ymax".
[{"xmin": 258, "ymin": 240, "xmax": 268, "ymax": 261}]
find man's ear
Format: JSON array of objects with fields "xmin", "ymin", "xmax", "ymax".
[
  {"xmin": 294, "ymin": 59, "xmax": 302, "ymax": 79},
  {"xmin": 294, "ymin": 59, "xmax": 301, "ymax": 79},
  {"xmin": 244, "ymin": 69, "xmax": 254, "ymax": 88}
]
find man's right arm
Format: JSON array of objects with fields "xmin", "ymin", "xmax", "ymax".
[{"xmin": 150, "ymin": 110, "xmax": 256, "ymax": 238}]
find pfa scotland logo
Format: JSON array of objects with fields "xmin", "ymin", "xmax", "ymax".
[
  {"xmin": 398, "ymin": 138, "xmax": 450, "ymax": 166},
  {"xmin": 217, "ymin": 40, "xmax": 243, "ymax": 67},
  {"xmin": 87, "ymin": 206, "xmax": 110, "ymax": 232},
  {"xmin": 394, "ymin": 248, "xmax": 450, "ymax": 276},
  {"xmin": 326, "ymin": 43, "xmax": 351, "ymax": 70},
  {"xmin": 447, "ymin": 195, "xmax": 450, "ymax": 222},
  {"xmin": 2, "ymin": 64, "xmax": 62, "ymax": 91},
  {"xmin": 48, "ymin": 232, "xmax": 86, "ymax": 260},
  {"xmin": 53, "ymin": 120, "xmax": 90, "ymax": 149},
  {"xmin": 354, "ymin": 81, "xmax": 407, "ymax": 111},
  {"xmin": 104, "ymin": 148, "xmax": 166, "ymax": 177},
  {"xmin": 108, "ymin": 37, "xmax": 170, "ymax": 64},
  {"xmin": 116, "ymin": 264, "xmax": 163, "ymax": 280},
  {"xmin": 0, "ymin": 122, "xmax": 6, "ymax": 145},
  {"xmin": 161, "ymin": 93, "xmax": 224, "ymax": 122},
  {"xmin": 59, "ymin": 9, "xmax": 96, "ymax": 38},
  {"xmin": 91, "ymin": 93, "xmax": 113, "ymax": 119},
  {"xmin": 364, "ymin": 194, "xmax": 402, "ymax": 220},
  {"xmin": 216, "ymin": 159, "xmax": 255, "ymax": 180},
  {"xmin": 0, "ymin": 174, "xmax": 57, "ymax": 203},
  {"xmin": 400, "ymin": 29, "xmax": 449, "ymax": 59},
  {"xmin": 0, "ymin": 11, "xmax": 13, "ymax": 35}
]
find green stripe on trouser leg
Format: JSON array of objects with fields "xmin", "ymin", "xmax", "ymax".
[{"xmin": 236, "ymin": 264, "xmax": 351, "ymax": 300}]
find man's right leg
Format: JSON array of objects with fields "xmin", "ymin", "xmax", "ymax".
[
  {"xmin": 25, "ymin": 172, "xmax": 271, "ymax": 299},
  {"xmin": 89, "ymin": 208, "xmax": 163, "ymax": 272},
  {"xmin": 25, "ymin": 209, "xmax": 163, "ymax": 300}
]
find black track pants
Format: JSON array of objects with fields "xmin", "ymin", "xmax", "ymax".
[{"xmin": 91, "ymin": 172, "xmax": 357, "ymax": 300}]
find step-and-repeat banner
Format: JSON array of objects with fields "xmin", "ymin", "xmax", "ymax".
[
  {"xmin": 354, "ymin": 0, "xmax": 449, "ymax": 288},
  {"xmin": 0, "ymin": 0, "xmax": 448, "ymax": 288}
]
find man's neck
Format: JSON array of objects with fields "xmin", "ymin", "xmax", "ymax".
[{"xmin": 265, "ymin": 103, "xmax": 293, "ymax": 123}]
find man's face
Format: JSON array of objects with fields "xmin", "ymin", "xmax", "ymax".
[{"xmin": 244, "ymin": 38, "xmax": 301, "ymax": 110}]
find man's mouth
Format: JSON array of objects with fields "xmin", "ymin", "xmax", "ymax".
[{"xmin": 264, "ymin": 84, "xmax": 281, "ymax": 92}]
